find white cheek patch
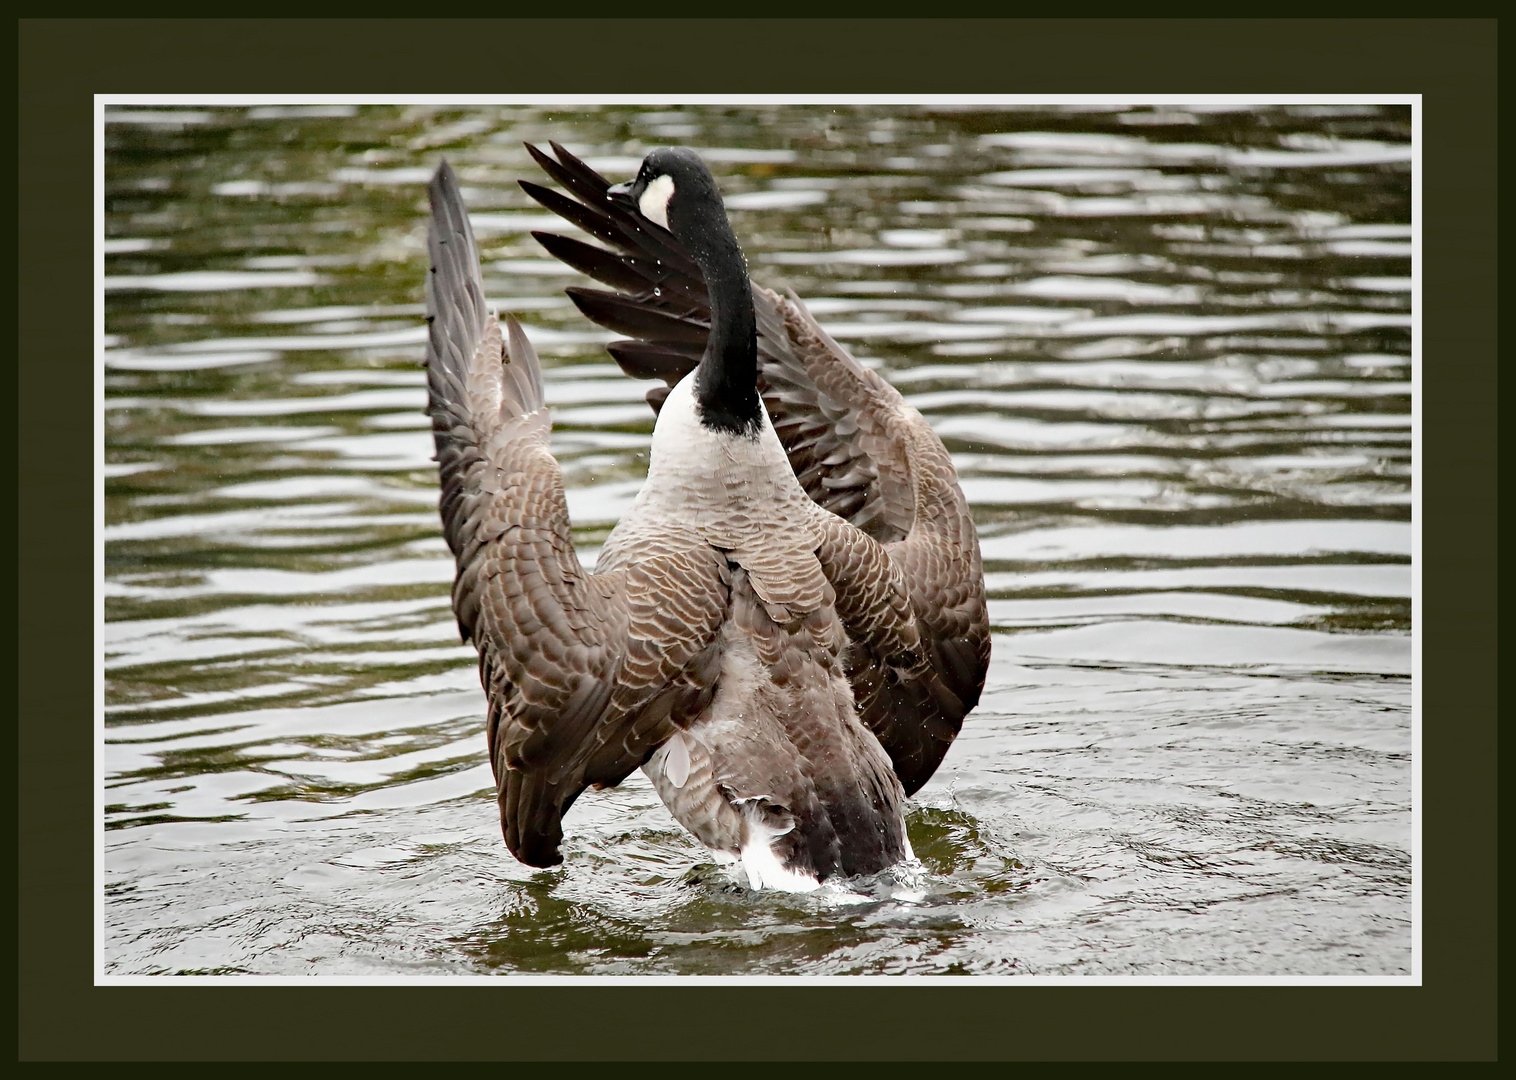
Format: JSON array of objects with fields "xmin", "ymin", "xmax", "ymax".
[{"xmin": 638, "ymin": 174, "xmax": 675, "ymax": 229}]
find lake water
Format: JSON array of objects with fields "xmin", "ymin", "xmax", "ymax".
[{"xmin": 102, "ymin": 102, "xmax": 1413, "ymax": 978}]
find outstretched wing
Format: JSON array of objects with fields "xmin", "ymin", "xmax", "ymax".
[
  {"xmin": 425, "ymin": 160, "xmax": 729, "ymax": 867},
  {"xmin": 520, "ymin": 143, "xmax": 990, "ymax": 795}
]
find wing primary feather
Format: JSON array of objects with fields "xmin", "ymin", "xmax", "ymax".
[
  {"xmin": 645, "ymin": 385, "xmax": 673, "ymax": 414},
  {"xmin": 606, "ymin": 340, "xmax": 702, "ymax": 386},
  {"xmin": 521, "ymin": 142, "xmax": 704, "ymax": 278},
  {"xmin": 566, "ymin": 287, "xmax": 711, "ymax": 347},
  {"xmin": 501, "ymin": 768, "xmax": 567, "ymax": 867},
  {"xmin": 537, "ymin": 140, "xmax": 700, "ymax": 275},
  {"xmin": 531, "ymin": 231, "xmax": 655, "ymax": 296},
  {"xmin": 519, "ymin": 179, "xmax": 637, "ymax": 253},
  {"xmin": 527, "ymin": 140, "xmax": 612, "ymax": 202},
  {"xmin": 502, "ymin": 314, "xmax": 544, "ymax": 416},
  {"xmin": 424, "ymin": 159, "xmax": 488, "ymax": 390}
]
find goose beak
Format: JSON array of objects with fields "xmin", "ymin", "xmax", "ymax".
[{"xmin": 606, "ymin": 180, "xmax": 636, "ymax": 207}]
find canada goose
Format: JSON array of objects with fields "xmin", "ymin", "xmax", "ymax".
[{"xmin": 424, "ymin": 145, "xmax": 989, "ymax": 891}]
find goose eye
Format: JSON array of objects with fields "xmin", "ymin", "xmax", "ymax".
[{"xmin": 638, "ymin": 174, "xmax": 675, "ymax": 230}]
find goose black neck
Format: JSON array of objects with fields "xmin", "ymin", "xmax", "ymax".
[{"xmin": 687, "ymin": 223, "xmax": 762, "ymax": 436}]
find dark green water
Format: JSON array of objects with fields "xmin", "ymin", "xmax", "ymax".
[{"xmin": 103, "ymin": 102, "xmax": 1412, "ymax": 977}]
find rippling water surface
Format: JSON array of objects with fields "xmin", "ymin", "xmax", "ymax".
[{"xmin": 102, "ymin": 103, "xmax": 1413, "ymax": 977}]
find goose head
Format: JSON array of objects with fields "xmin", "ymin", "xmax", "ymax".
[
  {"xmin": 607, "ymin": 146, "xmax": 720, "ymax": 238},
  {"xmin": 610, "ymin": 148, "xmax": 763, "ymax": 436}
]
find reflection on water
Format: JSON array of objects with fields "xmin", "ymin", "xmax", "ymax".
[{"xmin": 103, "ymin": 103, "xmax": 1412, "ymax": 977}]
